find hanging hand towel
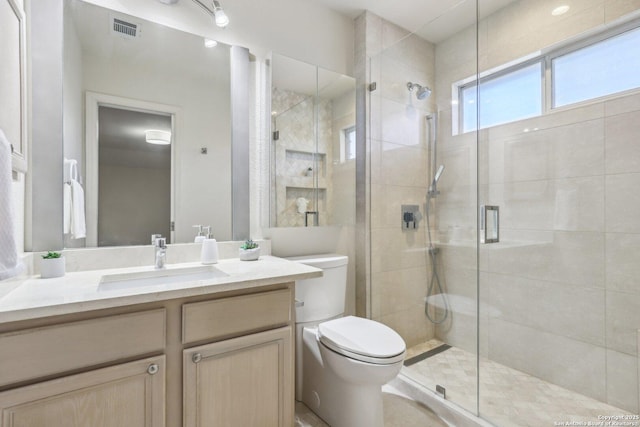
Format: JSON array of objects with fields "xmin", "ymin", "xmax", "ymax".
[
  {"xmin": 63, "ymin": 182, "xmax": 72, "ymax": 234},
  {"xmin": 0, "ymin": 129, "xmax": 24, "ymax": 281},
  {"xmin": 70, "ymin": 178, "xmax": 86, "ymax": 239}
]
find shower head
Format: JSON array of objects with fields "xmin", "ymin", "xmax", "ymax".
[
  {"xmin": 407, "ymin": 82, "xmax": 432, "ymax": 100},
  {"xmin": 428, "ymin": 164, "xmax": 445, "ymax": 198}
]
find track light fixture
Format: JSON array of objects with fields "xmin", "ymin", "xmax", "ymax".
[{"xmin": 160, "ymin": 0, "xmax": 229, "ymax": 28}]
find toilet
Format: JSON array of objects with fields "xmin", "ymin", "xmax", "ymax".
[{"xmin": 288, "ymin": 254, "xmax": 406, "ymax": 427}]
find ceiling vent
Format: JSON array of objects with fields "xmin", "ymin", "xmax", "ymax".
[{"xmin": 111, "ymin": 17, "xmax": 141, "ymax": 38}]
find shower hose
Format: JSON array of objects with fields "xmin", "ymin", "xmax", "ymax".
[{"xmin": 424, "ymin": 197, "xmax": 449, "ymax": 324}]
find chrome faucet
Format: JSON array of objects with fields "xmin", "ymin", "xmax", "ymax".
[{"xmin": 152, "ymin": 235, "xmax": 167, "ymax": 269}]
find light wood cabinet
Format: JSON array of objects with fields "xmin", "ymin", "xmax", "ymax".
[
  {"xmin": 183, "ymin": 327, "xmax": 293, "ymax": 427},
  {"xmin": 0, "ymin": 356, "xmax": 165, "ymax": 427},
  {"xmin": 0, "ymin": 282, "xmax": 295, "ymax": 427}
]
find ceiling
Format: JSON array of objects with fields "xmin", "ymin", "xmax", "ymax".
[
  {"xmin": 70, "ymin": 0, "xmax": 230, "ymax": 79},
  {"xmin": 311, "ymin": 0, "xmax": 517, "ymax": 43}
]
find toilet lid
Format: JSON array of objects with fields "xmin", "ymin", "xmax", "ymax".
[{"xmin": 318, "ymin": 316, "xmax": 406, "ymax": 365}]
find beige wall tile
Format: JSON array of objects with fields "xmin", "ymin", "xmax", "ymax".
[
  {"xmin": 606, "ymin": 349, "xmax": 639, "ymax": 413},
  {"xmin": 606, "ymin": 233, "xmax": 640, "ymax": 294},
  {"xmin": 488, "ymin": 318, "xmax": 607, "ymax": 402},
  {"xmin": 487, "ymin": 273, "xmax": 605, "ymax": 346},
  {"xmin": 381, "ymin": 143, "xmax": 429, "ymax": 187},
  {"xmin": 606, "ymin": 173, "xmax": 640, "ymax": 233},
  {"xmin": 371, "ymin": 226, "xmax": 429, "ymax": 273},
  {"xmin": 488, "ymin": 230, "xmax": 605, "ymax": 288},
  {"xmin": 378, "ymin": 98, "xmax": 428, "ymax": 147},
  {"xmin": 606, "ymin": 110, "xmax": 640, "ymax": 174},
  {"xmin": 606, "ymin": 290, "xmax": 640, "ymax": 356},
  {"xmin": 605, "ymin": 91, "xmax": 640, "ymax": 117}
]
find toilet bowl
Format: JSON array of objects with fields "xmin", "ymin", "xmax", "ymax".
[{"xmin": 289, "ymin": 254, "xmax": 406, "ymax": 427}]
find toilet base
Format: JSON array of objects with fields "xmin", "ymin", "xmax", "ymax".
[{"xmin": 300, "ymin": 327, "xmax": 387, "ymax": 427}]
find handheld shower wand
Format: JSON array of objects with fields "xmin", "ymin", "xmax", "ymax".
[{"xmin": 428, "ymin": 164, "xmax": 445, "ymax": 198}]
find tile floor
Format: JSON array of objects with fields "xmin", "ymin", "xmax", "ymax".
[
  {"xmin": 294, "ymin": 388, "xmax": 448, "ymax": 427},
  {"xmin": 404, "ymin": 339, "xmax": 634, "ymax": 427}
]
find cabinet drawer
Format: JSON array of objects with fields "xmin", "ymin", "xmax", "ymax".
[
  {"xmin": 0, "ymin": 309, "xmax": 165, "ymax": 387},
  {"xmin": 182, "ymin": 288, "xmax": 292, "ymax": 344}
]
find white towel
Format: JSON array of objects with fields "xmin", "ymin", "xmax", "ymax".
[
  {"xmin": 0, "ymin": 129, "xmax": 24, "ymax": 281},
  {"xmin": 69, "ymin": 178, "xmax": 86, "ymax": 239},
  {"xmin": 63, "ymin": 182, "xmax": 72, "ymax": 234}
]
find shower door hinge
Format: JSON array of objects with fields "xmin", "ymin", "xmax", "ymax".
[
  {"xmin": 369, "ymin": 82, "xmax": 377, "ymax": 92},
  {"xmin": 170, "ymin": 221, "xmax": 175, "ymax": 232},
  {"xmin": 273, "ymin": 130, "xmax": 279, "ymax": 140}
]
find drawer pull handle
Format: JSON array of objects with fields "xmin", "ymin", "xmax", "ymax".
[
  {"xmin": 147, "ymin": 364, "xmax": 159, "ymax": 375},
  {"xmin": 192, "ymin": 353, "xmax": 202, "ymax": 364}
]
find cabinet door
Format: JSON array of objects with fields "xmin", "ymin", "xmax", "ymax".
[
  {"xmin": 184, "ymin": 327, "xmax": 293, "ymax": 427},
  {"xmin": 0, "ymin": 356, "xmax": 165, "ymax": 427}
]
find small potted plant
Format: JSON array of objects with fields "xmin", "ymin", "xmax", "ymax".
[
  {"xmin": 40, "ymin": 251, "xmax": 65, "ymax": 278},
  {"xmin": 239, "ymin": 239, "xmax": 260, "ymax": 261}
]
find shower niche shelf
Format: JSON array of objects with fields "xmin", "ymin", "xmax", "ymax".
[{"xmin": 284, "ymin": 149, "xmax": 326, "ymax": 179}]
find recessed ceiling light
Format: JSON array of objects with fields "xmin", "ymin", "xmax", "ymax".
[
  {"xmin": 551, "ymin": 5, "xmax": 570, "ymax": 16},
  {"xmin": 204, "ymin": 38, "xmax": 218, "ymax": 48}
]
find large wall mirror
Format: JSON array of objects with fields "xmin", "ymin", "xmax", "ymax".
[
  {"xmin": 269, "ymin": 53, "xmax": 356, "ymax": 228},
  {"xmin": 60, "ymin": 0, "xmax": 234, "ymax": 248}
]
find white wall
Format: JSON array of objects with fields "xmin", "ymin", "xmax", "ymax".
[
  {"xmin": 83, "ymin": 0, "xmax": 354, "ymax": 76},
  {"xmin": 81, "ymin": 47, "xmax": 232, "ymax": 242}
]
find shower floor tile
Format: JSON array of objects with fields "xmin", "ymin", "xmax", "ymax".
[{"xmin": 404, "ymin": 339, "xmax": 634, "ymax": 427}]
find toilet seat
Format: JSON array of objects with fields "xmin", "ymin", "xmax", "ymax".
[{"xmin": 318, "ymin": 316, "xmax": 406, "ymax": 365}]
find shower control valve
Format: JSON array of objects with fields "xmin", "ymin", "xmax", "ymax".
[{"xmin": 401, "ymin": 204, "xmax": 420, "ymax": 230}]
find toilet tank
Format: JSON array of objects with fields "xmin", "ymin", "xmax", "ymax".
[{"xmin": 286, "ymin": 254, "xmax": 348, "ymax": 323}]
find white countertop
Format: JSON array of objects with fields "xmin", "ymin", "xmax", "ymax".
[{"xmin": 0, "ymin": 256, "xmax": 322, "ymax": 323}]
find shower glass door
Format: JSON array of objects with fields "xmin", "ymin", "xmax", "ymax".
[
  {"xmin": 366, "ymin": 1, "xmax": 480, "ymax": 415},
  {"xmin": 477, "ymin": 2, "xmax": 640, "ymax": 425},
  {"xmin": 367, "ymin": 1, "xmax": 640, "ymax": 425}
]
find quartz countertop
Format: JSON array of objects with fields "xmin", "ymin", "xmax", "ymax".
[{"xmin": 0, "ymin": 256, "xmax": 322, "ymax": 323}]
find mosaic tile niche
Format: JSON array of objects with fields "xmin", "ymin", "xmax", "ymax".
[{"xmin": 272, "ymin": 88, "xmax": 333, "ymax": 227}]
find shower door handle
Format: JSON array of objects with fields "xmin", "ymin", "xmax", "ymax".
[{"xmin": 480, "ymin": 205, "xmax": 499, "ymax": 244}]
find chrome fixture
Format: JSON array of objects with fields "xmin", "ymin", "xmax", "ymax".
[
  {"xmin": 153, "ymin": 235, "xmax": 167, "ymax": 269},
  {"xmin": 428, "ymin": 164, "xmax": 445, "ymax": 198},
  {"xmin": 424, "ymin": 113, "xmax": 449, "ymax": 325},
  {"xmin": 161, "ymin": 0, "xmax": 229, "ymax": 28},
  {"xmin": 407, "ymin": 82, "xmax": 431, "ymax": 100},
  {"xmin": 212, "ymin": 1, "xmax": 229, "ymax": 27},
  {"xmin": 305, "ymin": 211, "xmax": 318, "ymax": 227},
  {"xmin": 191, "ymin": 0, "xmax": 229, "ymax": 28}
]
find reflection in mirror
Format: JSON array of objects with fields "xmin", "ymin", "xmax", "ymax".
[
  {"xmin": 270, "ymin": 53, "xmax": 356, "ymax": 228},
  {"xmin": 63, "ymin": 0, "xmax": 232, "ymax": 248},
  {"xmin": 97, "ymin": 107, "xmax": 171, "ymax": 246}
]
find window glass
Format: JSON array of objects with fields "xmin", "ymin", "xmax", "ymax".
[
  {"xmin": 343, "ymin": 126, "xmax": 356, "ymax": 161},
  {"xmin": 553, "ymin": 27, "xmax": 640, "ymax": 107},
  {"xmin": 462, "ymin": 62, "xmax": 542, "ymax": 133}
]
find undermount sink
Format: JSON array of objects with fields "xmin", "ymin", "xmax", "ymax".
[{"xmin": 98, "ymin": 265, "xmax": 229, "ymax": 291}]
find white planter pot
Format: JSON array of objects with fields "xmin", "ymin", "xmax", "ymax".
[
  {"xmin": 239, "ymin": 247, "xmax": 260, "ymax": 261},
  {"xmin": 40, "ymin": 256, "xmax": 65, "ymax": 278}
]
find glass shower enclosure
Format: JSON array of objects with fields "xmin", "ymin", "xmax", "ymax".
[{"xmin": 365, "ymin": 1, "xmax": 640, "ymax": 425}]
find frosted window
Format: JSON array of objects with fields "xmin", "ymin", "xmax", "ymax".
[
  {"xmin": 462, "ymin": 62, "xmax": 542, "ymax": 133},
  {"xmin": 343, "ymin": 126, "xmax": 356, "ymax": 161},
  {"xmin": 553, "ymin": 27, "xmax": 640, "ymax": 107}
]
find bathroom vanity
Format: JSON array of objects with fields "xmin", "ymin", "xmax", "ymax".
[{"xmin": 0, "ymin": 256, "xmax": 321, "ymax": 426}]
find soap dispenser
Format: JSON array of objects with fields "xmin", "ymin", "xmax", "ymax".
[
  {"xmin": 193, "ymin": 225, "xmax": 206, "ymax": 243},
  {"xmin": 200, "ymin": 226, "xmax": 218, "ymax": 264}
]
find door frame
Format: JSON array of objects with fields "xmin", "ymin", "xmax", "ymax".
[{"xmin": 85, "ymin": 91, "xmax": 181, "ymax": 246}]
